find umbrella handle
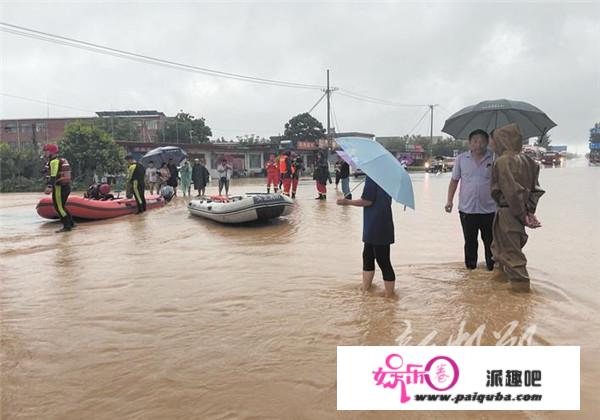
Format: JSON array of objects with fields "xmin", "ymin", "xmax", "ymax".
[{"xmin": 344, "ymin": 179, "xmax": 365, "ymax": 198}]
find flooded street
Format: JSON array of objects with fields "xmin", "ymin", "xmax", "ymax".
[{"xmin": 1, "ymin": 160, "xmax": 599, "ymax": 419}]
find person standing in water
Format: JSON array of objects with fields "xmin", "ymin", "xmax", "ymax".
[
  {"xmin": 445, "ymin": 129, "xmax": 496, "ymax": 270},
  {"xmin": 280, "ymin": 151, "xmax": 293, "ymax": 196},
  {"xmin": 192, "ymin": 158, "xmax": 210, "ymax": 197},
  {"xmin": 290, "ymin": 154, "xmax": 304, "ymax": 199},
  {"xmin": 313, "ymin": 152, "xmax": 332, "ymax": 200},
  {"xmin": 265, "ymin": 154, "xmax": 279, "ymax": 193},
  {"xmin": 167, "ymin": 158, "xmax": 179, "ymax": 196},
  {"xmin": 43, "ymin": 143, "xmax": 75, "ymax": 232},
  {"xmin": 217, "ymin": 158, "xmax": 233, "ymax": 197},
  {"xmin": 145, "ymin": 161, "xmax": 160, "ymax": 195},
  {"xmin": 339, "ymin": 159, "xmax": 351, "ymax": 199},
  {"xmin": 180, "ymin": 160, "xmax": 192, "ymax": 197},
  {"xmin": 489, "ymin": 123, "xmax": 545, "ymax": 292},
  {"xmin": 337, "ymin": 176, "xmax": 396, "ymax": 298},
  {"xmin": 125, "ymin": 155, "xmax": 146, "ymax": 214}
]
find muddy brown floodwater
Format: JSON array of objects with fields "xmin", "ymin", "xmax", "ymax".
[{"xmin": 1, "ymin": 159, "xmax": 599, "ymax": 419}]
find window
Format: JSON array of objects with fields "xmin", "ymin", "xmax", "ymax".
[
  {"xmin": 4, "ymin": 123, "xmax": 17, "ymax": 133},
  {"xmin": 36, "ymin": 122, "xmax": 46, "ymax": 132},
  {"xmin": 146, "ymin": 120, "xmax": 158, "ymax": 130},
  {"xmin": 249, "ymin": 154, "xmax": 261, "ymax": 168}
]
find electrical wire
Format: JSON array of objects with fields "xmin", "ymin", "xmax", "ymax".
[
  {"xmin": 407, "ymin": 108, "xmax": 431, "ymax": 136},
  {"xmin": 307, "ymin": 92, "xmax": 327, "ymax": 114},
  {"xmin": 1, "ymin": 92, "xmax": 95, "ymax": 113},
  {"xmin": 0, "ymin": 22, "xmax": 324, "ymax": 90},
  {"xmin": 337, "ymin": 88, "xmax": 428, "ymax": 108}
]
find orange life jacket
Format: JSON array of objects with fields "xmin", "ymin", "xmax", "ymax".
[{"xmin": 279, "ymin": 156, "xmax": 288, "ymax": 174}]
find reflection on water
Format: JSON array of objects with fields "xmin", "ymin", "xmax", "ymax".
[{"xmin": 1, "ymin": 162, "xmax": 599, "ymax": 419}]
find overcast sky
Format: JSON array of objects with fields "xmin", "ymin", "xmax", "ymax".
[{"xmin": 1, "ymin": 0, "xmax": 599, "ymax": 152}]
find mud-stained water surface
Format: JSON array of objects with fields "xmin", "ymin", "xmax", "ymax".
[{"xmin": 1, "ymin": 160, "xmax": 599, "ymax": 419}]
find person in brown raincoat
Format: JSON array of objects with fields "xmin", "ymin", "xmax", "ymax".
[{"xmin": 490, "ymin": 123, "xmax": 545, "ymax": 292}]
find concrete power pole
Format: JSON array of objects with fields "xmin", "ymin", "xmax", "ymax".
[
  {"xmin": 327, "ymin": 69, "xmax": 331, "ymax": 138},
  {"xmin": 324, "ymin": 69, "xmax": 338, "ymax": 150},
  {"xmin": 429, "ymin": 104, "xmax": 439, "ymax": 157}
]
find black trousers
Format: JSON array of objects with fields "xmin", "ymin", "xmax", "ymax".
[
  {"xmin": 132, "ymin": 180, "xmax": 146, "ymax": 212},
  {"xmin": 362, "ymin": 243, "xmax": 396, "ymax": 281},
  {"xmin": 459, "ymin": 211, "xmax": 495, "ymax": 269},
  {"xmin": 52, "ymin": 184, "xmax": 74, "ymax": 229}
]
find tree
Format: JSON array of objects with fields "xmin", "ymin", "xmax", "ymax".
[
  {"xmin": 164, "ymin": 111, "xmax": 212, "ymax": 144},
  {"xmin": 94, "ymin": 118, "xmax": 141, "ymax": 142},
  {"xmin": 0, "ymin": 143, "xmax": 45, "ymax": 181},
  {"xmin": 59, "ymin": 122, "xmax": 126, "ymax": 184},
  {"xmin": 284, "ymin": 113, "xmax": 326, "ymax": 143},
  {"xmin": 236, "ymin": 134, "xmax": 270, "ymax": 144},
  {"xmin": 535, "ymin": 133, "xmax": 551, "ymax": 148}
]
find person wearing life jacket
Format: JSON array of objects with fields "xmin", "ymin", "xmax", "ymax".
[
  {"xmin": 98, "ymin": 183, "xmax": 115, "ymax": 200},
  {"xmin": 290, "ymin": 153, "xmax": 304, "ymax": 199},
  {"xmin": 277, "ymin": 151, "xmax": 287, "ymax": 191},
  {"xmin": 265, "ymin": 154, "xmax": 280, "ymax": 193},
  {"xmin": 43, "ymin": 143, "xmax": 74, "ymax": 232},
  {"xmin": 125, "ymin": 155, "xmax": 146, "ymax": 213},
  {"xmin": 280, "ymin": 151, "xmax": 293, "ymax": 196}
]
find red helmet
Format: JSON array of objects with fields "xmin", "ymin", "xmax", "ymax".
[
  {"xmin": 99, "ymin": 183, "xmax": 111, "ymax": 195},
  {"xmin": 43, "ymin": 143, "xmax": 59, "ymax": 154}
]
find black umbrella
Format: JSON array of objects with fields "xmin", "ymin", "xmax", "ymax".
[
  {"xmin": 140, "ymin": 146, "xmax": 187, "ymax": 167},
  {"xmin": 442, "ymin": 99, "xmax": 556, "ymax": 140}
]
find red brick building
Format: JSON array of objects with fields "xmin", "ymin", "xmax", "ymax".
[{"xmin": 0, "ymin": 110, "xmax": 166, "ymax": 149}]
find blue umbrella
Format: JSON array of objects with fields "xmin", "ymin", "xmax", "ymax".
[
  {"xmin": 141, "ymin": 146, "xmax": 187, "ymax": 167},
  {"xmin": 336, "ymin": 137, "xmax": 415, "ymax": 210}
]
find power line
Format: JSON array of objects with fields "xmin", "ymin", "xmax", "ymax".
[
  {"xmin": 408, "ymin": 108, "xmax": 431, "ymax": 136},
  {"xmin": 0, "ymin": 22, "xmax": 324, "ymax": 91},
  {"xmin": 337, "ymin": 88, "xmax": 428, "ymax": 108},
  {"xmin": 1, "ymin": 92, "xmax": 95, "ymax": 114},
  {"xmin": 307, "ymin": 92, "xmax": 327, "ymax": 114}
]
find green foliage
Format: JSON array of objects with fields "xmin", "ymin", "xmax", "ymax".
[
  {"xmin": 535, "ymin": 133, "xmax": 552, "ymax": 148},
  {"xmin": 59, "ymin": 122, "xmax": 126, "ymax": 185},
  {"xmin": 377, "ymin": 135, "xmax": 468, "ymax": 157},
  {"xmin": 94, "ymin": 118, "xmax": 145, "ymax": 142},
  {"xmin": 235, "ymin": 134, "xmax": 271, "ymax": 144},
  {"xmin": 284, "ymin": 113, "xmax": 326, "ymax": 143},
  {"xmin": 0, "ymin": 143, "xmax": 46, "ymax": 192},
  {"xmin": 590, "ymin": 122, "xmax": 600, "ymax": 143},
  {"xmin": 164, "ymin": 111, "xmax": 212, "ymax": 143}
]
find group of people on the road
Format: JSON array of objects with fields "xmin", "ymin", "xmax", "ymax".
[
  {"xmin": 43, "ymin": 123, "xmax": 544, "ymax": 297},
  {"xmin": 265, "ymin": 151, "xmax": 305, "ymax": 198},
  {"xmin": 265, "ymin": 150, "xmax": 340, "ymax": 200}
]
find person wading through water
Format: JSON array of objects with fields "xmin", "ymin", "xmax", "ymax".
[
  {"xmin": 43, "ymin": 143, "xmax": 75, "ymax": 232},
  {"xmin": 125, "ymin": 155, "xmax": 147, "ymax": 214},
  {"xmin": 489, "ymin": 123, "xmax": 545, "ymax": 292}
]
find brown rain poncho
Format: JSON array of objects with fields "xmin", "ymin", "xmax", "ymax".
[{"xmin": 490, "ymin": 123, "xmax": 545, "ymax": 284}]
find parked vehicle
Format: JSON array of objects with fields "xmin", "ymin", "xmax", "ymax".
[
  {"xmin": 425, "ymin": 156, "xmax": 448, "ymax": 173},
  {"xmin": 541, "ymin": 152, "xmax": 562, "ymax": 166}
]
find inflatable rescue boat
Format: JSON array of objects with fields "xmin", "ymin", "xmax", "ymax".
[
  {"xmin": 188, "ymin": 193, "xmax": 294, "ymax": 224},
  {"xmin": 36, "ymin": 195, "xmax": 165, "ymax": 220}
]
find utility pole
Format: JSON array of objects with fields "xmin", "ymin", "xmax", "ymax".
[
  {"xmin": 324, "ymin": 69, "xmax": 338, "ymax": 149},
  {"xmin": 327, "ymin": 69, "xmax": 331, "ymax": 138},
  {"xmin": 429, "ymin": 104, "xmax": 439, "ymax": 157}
]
